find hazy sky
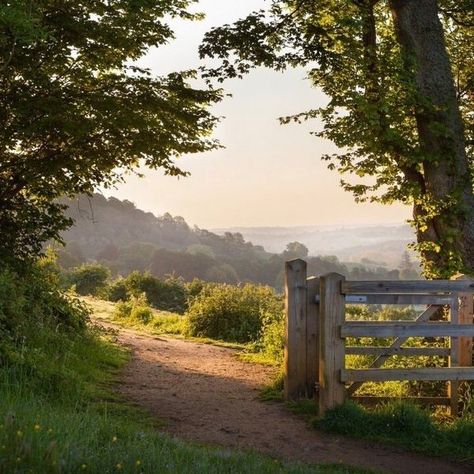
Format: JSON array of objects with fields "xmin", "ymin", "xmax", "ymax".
[{"xmin": 106, "ymin": 0, "xmax": 410, "ymax": 228}]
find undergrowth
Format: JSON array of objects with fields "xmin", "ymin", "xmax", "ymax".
[
  {"xmin": 84, "ymin": 295, "xmax": 260, "ymax": 352},
  {"xmin": 0, "ymin": 266, "xmax": 369, "ymax": 473},
  {"xmin": 82, "ymin": 291, "xmax": 474, "ymax": 466},
  {"xmin": 316, "ymin": 401, "xmax": 474, "ymax": 463}
]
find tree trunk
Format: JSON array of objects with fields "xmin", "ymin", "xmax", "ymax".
[{"xmin": 389, "ymin": 0, "xmax": 474, "ymax": 276}]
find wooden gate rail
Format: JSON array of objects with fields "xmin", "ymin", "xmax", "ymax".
[
  {"xmin": 346, "ymin": 304, "xmax": 443, "ymax": 396},
  {"xmin": 341, "ymin": 322, "xmax": 474, "ymax": 338},
  {"xmin": 342, "ymin": 280, "xmax": 474, "ymax": 293},
  {"xmin": 284, "ymin": 259, "xmax": 474, "ymax": 416},
  {"xmin": 341, "ymin": 368, "xmax": 474, "ymax": 382},
  {"xmin": 345, "ymin": 347, "xmax": 451, "ymax": 356}
]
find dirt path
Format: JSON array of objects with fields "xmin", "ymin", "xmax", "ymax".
[{"xmin": 104, "ymin": 323, "xmax": 471, "ymax": 474}]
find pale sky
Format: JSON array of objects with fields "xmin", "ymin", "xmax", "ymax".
[{"xmin": 105, "ymin": 0, "xmax": 411, "ymax": 228}]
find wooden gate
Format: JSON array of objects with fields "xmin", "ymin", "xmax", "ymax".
[{"xmin": 284, "ymin": 259, "xmax": 474, "ymax": 416}]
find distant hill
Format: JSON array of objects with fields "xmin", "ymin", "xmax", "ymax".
[
  {"xmin": 61, "ymin": 194, "xmax": 268, "ymax": 260},
  {"xmin": 56, "ymin": 194, "xmax": 413, "ymax": 287},
  {"xmin": 213, "ymin": 224, "xmax": 414, "ymax": 268},
  {"xmin": 59, "ymin": 194, "xmax": 273, "ymax": 284}
]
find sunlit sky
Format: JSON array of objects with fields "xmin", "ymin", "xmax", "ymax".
[{"xmin": 105, "ymin": 0, "xmax": 410, "ymax": 228}]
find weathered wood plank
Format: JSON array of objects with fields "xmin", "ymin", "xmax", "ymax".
[
  {"xmin": 319, "ymin": 273, "xmax": 346, "ymax": 415},
  {"xmin": 458, "ymin": 287, "xmax": 474, "ymax": 367},
  {"xmin": 352, "ymin": 396, "xmax": 451, "ymax": 407},
  {"xmin": 449, "ymin": 296, "xmax": 460, "ymax": 415},
  {"xmin": 346, "ymin": 305, "xmax": 440, "ymax": 396},
  {"xmin": 284, "ymin": 259, "xmax": 307, "ymax": 400},
  {"xmin": 451, "ymin": 277, "xmax": 474, "ymax": 415},
  {"xmin": 346, "ymin": 346, "xmax": 450, "ymax": 357},
  {"xmin": 341, "ymin": 322, "xmax": 474, "ymax": 338},
  {"xmin": 343, "ymin": 294, "xmax": 454, "ymax": 305},
  {"xmin": 341, "ymin": 367, "xmax": 474, "ymax": 382},
  {"xmin": 306, "ymin": 276, "xmax": 320, "ymax": 398},
  {"xmin": 342, "ymin": 280, "xmax": 474, "ymax": 295}
]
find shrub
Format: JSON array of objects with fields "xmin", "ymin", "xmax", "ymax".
[
  {"xmin": 103, "ymin": 277, "xmax": 128, "ymax": 302},
  {"xmin": 185, "ymin": 283, "xmax": 283, "ymax": 343},
  {"xmin": 0, "ymin": 264, "xmax": 89, "ymax": 339},
  {"xmin": 114, "ymin": 300, "xmax": 134, "ymax": 319},
  {"xmin": 130, "ymin": 305, "xmax": 154, "ymax": 324},
  {"xmin": 185, "ymin": 278, "xmax": 207, "ymax": 301},
  {"xmin": 121, "ymin": 271, "xmax": 188, "ymax": 313},
  {"xmin": 66, "ymin": 263, "xmax": 110, "ymax": 296},
  {"xmin": 114, "ymin": 293, "xmax": 153, "ymax": 324},
  {"xmin": 259, "ymin": 313, "xmax": 285, "ymax": 361}
]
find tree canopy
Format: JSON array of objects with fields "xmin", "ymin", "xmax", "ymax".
[
  {"xmin": 200, "ymin": 0, "xmax": 474, "ymax": 277},
  {"xmin": 0, "ymin": 0, "xmax": 221, "ymax": 263}
]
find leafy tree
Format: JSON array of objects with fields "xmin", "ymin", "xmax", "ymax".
[
  {"xmin": 282, "ymin": 241, "xmax": 309, "ymax": 259},
  {"xmin": 186, "ymin": 244, "xmax": 215, "ymax": 258},
  {"xmin": 200, "ymin": 0, "xmax": 474, "ymax": 277},
  {"xmin": 110, "ymin": 242, "xmax": 159, "ymax": 274},
  {"xmin": 204, "ymin": 263, "xmax": 239, "ymax": 284},
  {"xmin": 0, "ymin": 1, "xmax": 221, "ymax": 263}
]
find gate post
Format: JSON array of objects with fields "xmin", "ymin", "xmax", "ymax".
[
  {"xmin": 458, "ymin": 284, "xmax": 474, "ymax": 368},
  {"xmin": 450, "ymin": 276, "xmax": 474, "ymax": 415},
  {"xmin": 284, "ymin": 259, "xmax": 308, "ymax": 400},
  {"xmin": 319, "ymin": 273, "xmax": 346, "ymax": 416},
  {"xmin": 306, "ymin": 276, "xmax": 320, "ymax": 399}
]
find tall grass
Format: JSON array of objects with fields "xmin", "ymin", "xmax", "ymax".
[
  {"xmin": 0, "ymin": 262, "xmax": 367, "ymax": 474},
  {"xmin": 315, "ymin": 401, "xmax": 474, "ymax": 463},
  {"xmin": 0, "ymin": 321, "xmax": 372, "ymax": 473}
]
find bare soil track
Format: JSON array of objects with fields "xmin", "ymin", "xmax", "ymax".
[{"xmin": 105, "ymin": 323, "xmax": 471, "ymax": 474}]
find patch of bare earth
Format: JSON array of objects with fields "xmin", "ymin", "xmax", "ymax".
[{"xmin": 105, "ymin": 323, "xmax": 471, "ymax": 474}]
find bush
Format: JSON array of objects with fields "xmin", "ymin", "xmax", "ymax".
[
  {"xmin": 0, "ymin": 258, "xmax": 92, "ymax": 405},
  {"xmin": 114, "ymin": 293, "xmax": 154, "ymax": 324},
  {"xmin": 185, "ymin": 283, "xmax": 283, "ymax": 343},
  {"xmin": 114, "ymin": 300, "xmax": 134, "ymax": 319},
  {"xmin": 259, "ymin": 313, "xmax": 285, "ymax": 361},
  {"xmin": 121, "ymin": 271, "xmax": 188, "ymax": 313},
  {"xmin": 103, "ymin": 277, "xmax": 128, "ymax": 302},
  {"xmin": 130, "ymin": 305, "xmax": 154, "ymax": 324},
  {"xmin": 0, "ymin": 264, "xmax": 89, "ymax": 339},
  {"xmin": 185, "ymin": 278, "xmax": 207, "ymax": 301},
  {"xmin": 66, "ymin": 263, "xmax": 110, "ymax": 296}
]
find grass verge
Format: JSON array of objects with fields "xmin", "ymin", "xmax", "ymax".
[
  {"xmin": 83, "ymin": 296, "xmax": 259, "ymax": 352},
  {"xmin": 315, "ymin": 401, "xmax": 474, "ymax": 464},
  {"xmin": 1, "ymin": 310, "xmax": 370, "ymax": 473}
]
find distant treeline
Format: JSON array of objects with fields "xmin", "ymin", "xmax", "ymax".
[{"xmin": 57, "ymin": 194, "xmax": 407, "ymax": 288}]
